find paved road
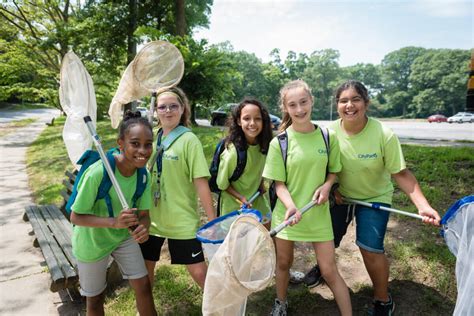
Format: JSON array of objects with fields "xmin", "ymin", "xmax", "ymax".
[
  {"xmin": 197, "ymin": 119, "xmax": 474, "ymax": 146},
  {"xmin": 0, "ymin": 109, "xmax": 82, "ymax": 315}
]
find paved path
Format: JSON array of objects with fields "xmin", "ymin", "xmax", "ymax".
[{"xmin": 0, "ymin": 109, "xmax": 81, "ymax": 315}]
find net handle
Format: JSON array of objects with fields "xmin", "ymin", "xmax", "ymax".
[
  {"xmin": 343, "ymin": 198, "xmax": 423, "ymax": 220},
  {"xmin": 84, "ymin": 116, "xmax": 129, "ymax": 210},
  {"xmin": 270, "ymin": 200, "xmax": 317, "ymax": 237}
]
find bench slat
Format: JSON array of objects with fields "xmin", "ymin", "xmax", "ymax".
[
  {"xmin": 24, "ymin": 205, "xmax": 66, "ymax": 286},
  {"xmin": 62, "ymin": 179, "xmax": 74, "ymax": 192},
  {"xmin": 42, "ymin": 205, "xmax": 76, "ymax": 280},
  {"xmin": 65, "ymin": 170, "xmax": 77, "ymax": 182}
]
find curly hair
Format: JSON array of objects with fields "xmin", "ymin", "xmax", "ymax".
[
  {"xmin": 118, "ymin": 110, "xmax": 153, "ymax": 140},
  {"xmin": 225, "ymin": 98, "xmax": 273, "ymax": 154}
]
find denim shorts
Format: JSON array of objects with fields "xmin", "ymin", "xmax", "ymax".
[{"xmin": 331, "ymin": 202, "xmax": 390, "ymax": 253}]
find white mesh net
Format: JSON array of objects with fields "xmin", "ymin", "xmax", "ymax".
[
  {"xmin": 108, "ymin": 41, "xmax": 184, "ymax": 128},
  {"xmin": 202, "ymin": 215, "xmax": 275, "ymax": 316},
  {"xmin": 442, "ymin": 196, "xmax": 474, "ymax": 316},
  {"xmin": 59, "ymin": 51, "xmax": 97, "ymax": 168}
]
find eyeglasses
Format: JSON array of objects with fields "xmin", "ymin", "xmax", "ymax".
[
  {"xmin": 337, "ymin": 96, "xmax": 364, "ymax": 105},
  {"xmin": 156, "ymin": 103, "xmax": 180, "ymax": 113}
]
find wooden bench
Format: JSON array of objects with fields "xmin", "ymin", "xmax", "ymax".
[{"xmin": 24, "ymin": 170, "xmax": 122, "ymax": 293}]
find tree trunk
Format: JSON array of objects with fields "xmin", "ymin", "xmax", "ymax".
[
  {"xmin": 175, "ymin": 0, "xmax": 186, "ymax": 36},
  {"xmin": 125, "ymin": 0, "xmax": 137, "ymax": 113}
]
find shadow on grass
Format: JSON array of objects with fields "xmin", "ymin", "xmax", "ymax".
[{"xmin": 246, "ymin": 279, "xmax": 454, "ymax": 316}]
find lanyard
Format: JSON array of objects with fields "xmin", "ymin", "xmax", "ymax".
[{"xmin": 154, "ymin": 130, "xmax": 164, "ymax": 205}]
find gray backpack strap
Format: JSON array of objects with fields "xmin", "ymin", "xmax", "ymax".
[
  {"xmin": 319, "ymin": 127, "xmax": 330, "ymax": 175},
  {"xmin": 277, "ymin": 131, "xmax": 288, "ymax": 173}
]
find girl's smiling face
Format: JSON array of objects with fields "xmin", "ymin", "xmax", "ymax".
[
  {"xmin": 118, "ymin": 124, "xmax": 153, "ymax": 169},
  {"xmin": 337, "ymin": 87, "xmax": 368, "ymax": 123},
  {"xmin": 284, "ymin": 87, "xmax": 313, "ymax": 124},
  {"xmin": 238, "ymin": 103, "xmax": 263, "ymax": 144},
  {"xmin": 156, "ymin": 93, "xmax": 184, "ymax": 129}
]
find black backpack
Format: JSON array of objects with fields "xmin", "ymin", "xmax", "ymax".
[
  {"xmin": 208, "ymin": 139, "xmax": 247, "ymax": 216},
  {"xmin": 269, "ymin": 126, "xmax": 330, "ymax": 210}
]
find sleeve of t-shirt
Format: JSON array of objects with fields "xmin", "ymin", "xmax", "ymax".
[
  {"xmin": 185, "ymin": 134, "xmax": 211, "ymax": 182},
  {"xmin": 71, "ymin": 163, "xmax": 102, "ymax": 215},
  {"xmin": 216, "ymin": 145, "xmax": 237, "ymax": 191},
  {"xmin": 137, "ymin": 170, "xmax": 152, "ymax": 211},
  {"xmin": 328, "ymin": 129, "xmax": 342, "ymax": 173},
  {"xmin": 262, "ymin": 137, "xmax": 286, "ymax": 182},
  {"xmin": 383, "ymin": 131, "xmax": 407, "ymax": 174}
]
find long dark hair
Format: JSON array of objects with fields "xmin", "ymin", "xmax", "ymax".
[
  {"xmin": 225, "ymin": 98, "xmax": 273, "ymax": 154},
  {"xmin": 118, "ymin": 110, "xmax": 153, "ymax": 140}
]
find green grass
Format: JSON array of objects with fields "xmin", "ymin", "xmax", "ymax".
[
  {"xmin": 0, "ymin": 118, "xmax": 37, "ymax": 137},
  {"xmin": 25, "ymin": 119, "xmax": 472, "ymax": 315}
]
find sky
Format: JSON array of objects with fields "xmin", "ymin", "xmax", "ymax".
[{"xmin": 194, "ymin": 0, "xmax": 473, "ymax": 66}]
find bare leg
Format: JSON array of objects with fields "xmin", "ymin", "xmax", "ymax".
[
  {"xmin": 129, "ymin": 276, "xmax": 157, "ymax": 316},
  {"xmin": 186, "ymin": 261, "xmax": 208, "ymax": 289},
  {"xmin": 274, "ymin": 238, "xmax": 294, "ymax": 301},
  {"xmin": 313, "ymin": 241, "xmax": 352, "ymax": 316},
  {"xmin": 144, "ymin": 260, "xmax": 157, "ymax": 287},
  {"xmin": 360, "ymin": 247, "xmax": 390, "ymax": 302},
  {"xmin": 86, "ymin": 292, "xmax": 105, "ymax": 316}
]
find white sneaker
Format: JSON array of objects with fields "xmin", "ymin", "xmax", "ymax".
[
  {"xmin": 270, "ymin": 298, "xmax": 288, "ymax": 316},
  {"xmin": 289, "ymin": 269, "xmax": 305, "ymax": 284}
]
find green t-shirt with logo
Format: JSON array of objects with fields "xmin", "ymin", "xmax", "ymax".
[
  {"xmin": 329, "ymin": 117, "xmax": 406, "ymax": 204},
  {"xmin": 149, "ymin": 132, "xmax": 210, "ymax": 239},
  {"xmin": 217, "ymin": 143, "xmax": 270, "ymax": 217},
  {"xmin": 71, "ymin": 160, "xmax": 152, "ymax": 262},
  {"xmin": 262, "ymin": 126, "xmax": 341, "ymax": 241}
]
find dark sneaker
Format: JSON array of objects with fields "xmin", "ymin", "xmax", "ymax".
[
  {"xmin": 370, "ymin": 294, "xmax": 395, "ymax": 316},
  {"xmin": 288, "ymin": 269, "xmax": 305, "ymax": 284},
  {"xmin": 270, "ymin": 298, "xmax": 288, "ymax": 316},
  {"xmin": 303, "ymin": 264, "xmax": 324, "ymax": 288}
]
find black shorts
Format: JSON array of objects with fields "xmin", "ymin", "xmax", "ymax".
[
  {"xmin": 139, "ymin": 235, "xmax": 205, "ymax": 265},
  {"xmin": 330, "ymin": 203, "xmax": 353, "ymax": 248}
]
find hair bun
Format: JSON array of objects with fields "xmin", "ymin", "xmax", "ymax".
[{"xmin": 123, "ymin": 110, "xmax": 142, "ymax": 121}]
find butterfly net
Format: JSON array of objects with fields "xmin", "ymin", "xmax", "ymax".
[
  {"xmin": 202, "ymin": 215, "xmax": 275, "ymax": 316},
  {"xmin": 59, "ymin": 51, "xmax": 97, "ymax": 168},
  {"xmin": 108, "ymin": 40, "xmax": 184, "ymax": 128},
  {"xmin": 441, "ymin": 195, "xmax": 473, "ymax": 316}
]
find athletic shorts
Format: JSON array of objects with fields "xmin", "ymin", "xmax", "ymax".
[
  {"xmin": 139, "ymin": 235, "xmax": 205, "ymax": 264},
  {"xmin": 330, "ymin": 202, "xmax": 390, "ymax": 253},
  {"xmin": 76, "ymin": 237, "xmax": 148, "ymax": 297}
]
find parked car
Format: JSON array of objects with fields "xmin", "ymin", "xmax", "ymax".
[
  {"xmin": 210, "ymin": 103, "xmax": 237, "ymax": 126},
  {"xmin": 210, "ymin": 103, "xmax": 281, "ymax": 130},
  {"xmin": 427, "ymin": 114, "xmax": 447, "ymax": 123},
  {"xmin": 447, "ymin": 112, "xmax": 474, "ymax": 123},
  {"xmin": 137, "ymin": 106, "xmax": 149, "ymax": 118}
]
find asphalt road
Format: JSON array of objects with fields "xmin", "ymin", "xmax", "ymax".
[{"xmin": 197, "ymin": 118, "xmax": 473, "ymax": 146}]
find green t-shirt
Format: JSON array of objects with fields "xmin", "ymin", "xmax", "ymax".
[
  {"xmin": 71, "ymin": 160, "xmax": 152, "ymax": 262},
  {"xmin": 216, "ymin": 143, "xmax": 270, "ymax": 217},
  {"xmin": 262, "ymin": 126, "xmax": 341, "ymax": 241},
  {"xmin": 149, "ymin": 132, "xmax": 210, "ymax": 239},
  {"xmin": 329, "ymin": 117, "xmax": 406, "ymax": 204}
]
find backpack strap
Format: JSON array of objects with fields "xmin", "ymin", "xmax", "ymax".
[
  {"xmin": 319, "ymin": 127, "xmax": 330, "ymax": 176},
  {"xmin": 132, "ymin": 167, "xmax": 148, "ymax": 209},
  {"xmin": 277, "ymin": 131, "xmax": 289, "ymax": 174},
  {"xmin": 96, "ymin": 149, "xmax": 117, "ymax": 218},
  {"xmin": 229, "ymin": 143, "xmax": 247, "ymax": 182}
]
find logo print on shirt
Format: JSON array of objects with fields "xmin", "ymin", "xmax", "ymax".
[
  {"xmin": 191, "ymin": 251, "xmax": 202, "ymax": 258},
  {"xmin": 357, "ymin": 153, "xmax": 378, "ymax": 159}
]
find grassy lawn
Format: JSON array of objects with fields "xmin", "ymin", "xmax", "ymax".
[
  {"xmin": 0, "ymin": 118, "xmax": 37, "ymax": 137},
  {"xmin": 25, "ymin": 118, "xmax": 472, "ymax": 315}
]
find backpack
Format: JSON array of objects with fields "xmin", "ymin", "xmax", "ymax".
[
  {"xmin": 208, "ymin": 139, "xmax": 247, "ymax": 216},
  {"xmin": 269, "ymin": 126, "xmax": 330, "ymax": 210},
  {"xmin": 65, "ymin": 148, "xmax": 148, "ymax": 217}
]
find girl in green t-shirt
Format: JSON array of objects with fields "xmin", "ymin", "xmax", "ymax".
[
  {"xmin": 216, "ymin": 98, "xmax": 273, "ymax": 224},
  {"xmin": 328, "ymin": 80, "xmax": 440, "ymax": 315},
  {"xmin": 71, "ymin": 111, "xmax": 156, "ymax": 315},
  {"xmin": 263, "ymin": 80, "xmax": 352, "ymax": 316},
  {"xmin": 139, "ymin": 87, "xmax": 216, "ymax": 290}
]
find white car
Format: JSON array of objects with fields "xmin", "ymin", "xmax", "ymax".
[
  {"xmin": 447, "ymin": 112, "xmax": 474, "ymax": 123},
  {"xmin": 136, "ymin": 106, "xmax": 149, "ymax": 118}
]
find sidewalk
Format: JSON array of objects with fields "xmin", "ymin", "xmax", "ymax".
[{"xmin": 0, "ymin": 109, "xmax": 82, "ymax": 315}]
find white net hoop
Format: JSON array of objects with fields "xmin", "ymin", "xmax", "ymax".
[
  {"xmin": 108, "ymin": 40, "xmax": 184, "ymax": 128},
  {"xmin": 203, "ymin": 215, "xmax": 275, "ymax": 316},
  {"xmin": 59, "ymin": 51, "xmax": 97, "ymax": 168}
]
